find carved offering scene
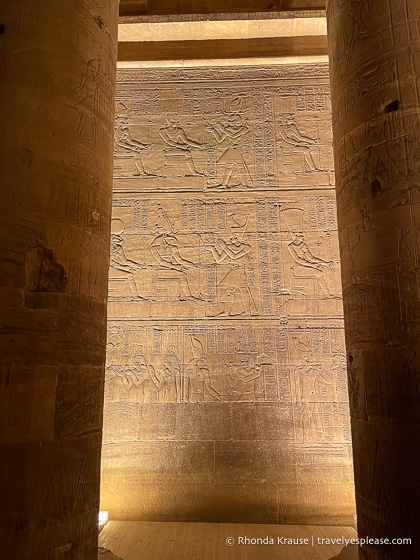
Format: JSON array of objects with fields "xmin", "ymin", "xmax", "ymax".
[
  {"xmin": 113, "ymin": 67, "xmax": 334, "ymax": 192},
  {"xmin": 101, "ymin": 62, "xmax": 355, "ymax": 526},
  {"xmin": 108, "ymin": 194, "xmax": 342, "ymax": 319}
]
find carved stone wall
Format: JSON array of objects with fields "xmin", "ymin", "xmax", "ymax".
[{"xmin": 100, "ymin": 63, "xmax": 355, "ymax": 523}]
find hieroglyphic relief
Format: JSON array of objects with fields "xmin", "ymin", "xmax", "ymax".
[
  {"xmin": 113, "ymin": 65, "xmax": 334, "ymax": 192},
  {"xmin": 102, "ymin": 63, "xmax": 354, "ymax": 523},
  {"xmin": 106, "ymin": 322, "xmax": 345, "ymax": 405},
  {"xmin": 108, "ymin": 194, "xmax": 343, "ymax": 319},
  {"xmin": 328, "ymin": 0, "xmax": 419, "ymax": 216}
]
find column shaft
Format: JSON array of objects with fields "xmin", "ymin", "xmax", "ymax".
[
  {"xmin": 0, "ymin": 1, "xmax": 118, "ymax": 558},
  {"xmin": 326, "ymin": 1, "xmax": 420, "ymax": 558}
]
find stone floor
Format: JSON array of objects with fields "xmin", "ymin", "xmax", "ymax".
[
  {"xmin": 99, "ymin": 521, "xmax": 359, "ymax": 560},
  {"xmin": 98, "ymin": 547, "xmax": 125, "ymax": 560}
]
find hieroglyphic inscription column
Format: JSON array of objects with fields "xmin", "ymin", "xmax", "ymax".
[
  {"xmin": 326, "ymin": 1, "xmax": 420, "ymax": 558},
  {"xmin": 0, "ymin": 1, "xmax": 118, "ymax": 558}
]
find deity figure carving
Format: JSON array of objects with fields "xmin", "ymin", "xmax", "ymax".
[
  {"xmin": 185, "ymin": 358, "xmax": 221, "ymax": 403},
  {"xmin": 105, "ymin": 363, "xmax": 131, "ymax": 402},
  {"xmin": 128, "ymin": 353, "xmax": 160, "ymax": 403},
  {"xmin": 294, "ymin": 357, "xmax": 332, "ymax": 441},
  {"xmin": 115, "ymin": 118, "xmax": 155, "ymax": 177},
  {"xmin": 150, "ymin": 230, "xmax": 200, "ymax": 301},
  {"xmin": 343, "ymin": 0, "xmax": 386, "ymax": 65},
  {"xmin": 277, "ymin": 114, "xmax": 320, "ymax": 172},
  {"xmin": 223, "ymin": 358, "xmax": 261, "ymax": 402},
  {"xmin": 110, "ymin": 234, "xmax": 148, "ymax": 300},
  {"xmin": 288, "ymin": 233, "xmax": 336, "ymax": 298},
  {"xmin": 156, "ymin": 350, "xmax": 182, "ymax": 403},
  {"xmin": 159, "ymin": 115, "xmax": 205, "ymax": 177}
]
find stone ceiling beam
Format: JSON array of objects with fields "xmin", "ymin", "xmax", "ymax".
[
  {"xmin": 119, "ymin": 9, "xmax": 326, "ymax": 24},
  {"xmin": 120, "ymin": 0, "xmax": 148, "ymax": 16},
  {"xmin": 118, "ymin": 16, "xmax": 326, "ymax": 41},
  {"xmin": 118, "ymin": 35, "xmax": 327, "ymax": 61},
  {"xmin": 119, "ymin": 0, "xmax": 325, "ymax": 16},
  {"xmin": 118, "ymin": 14, "xmax": 327, "ymax": 61}
]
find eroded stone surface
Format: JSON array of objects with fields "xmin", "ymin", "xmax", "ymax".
[{"xmin": 101, "ymin": 62, "xmax": 355, "ymax": 523}]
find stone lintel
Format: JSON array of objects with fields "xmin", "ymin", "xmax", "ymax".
[
  {"xmin": 118, "ymin": 16, "xmax": 326, "ymax": 42},
  {"xmin": 116, "ymin": 54, "xmax": 329, "ymax": 68},
  {"xmin": 119, "ymin": 0, "xmax": 326, "ymax": 17},
  {"xmin": 118, "ymin": 36, "xmax": 327, "ymax": 61},
  {"xmin": 119, "ymin": 10, "xmax": 327, "ymax": 24}
]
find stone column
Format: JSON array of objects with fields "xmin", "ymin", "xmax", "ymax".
[
  {"xmin": 326, "ymin": 1, "xmax": 420, "ymax": 558},
  {"xmin": 0, "ymin": 1, "xmax": 118, "ymax": 559}
]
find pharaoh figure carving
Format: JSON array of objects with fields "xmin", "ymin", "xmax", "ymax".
[
  {"xmin": 72, "ymin": 55, "xmax": 102, "ymax": 140},
  {"xmin": 294, "ymin": 356, "xmax": 332, "ymax": 442},
  {"xmin": 206, "ymin": 114, "xmax": 253, "ymax": 188},
  {"xmin": 203, "ymin": 232, "xmax": 257, "ymax": 316}
]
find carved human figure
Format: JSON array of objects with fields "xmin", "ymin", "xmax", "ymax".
[
  {"xmin": 205, "ymin": 114, "xmax": 252, "ymax": 188},
  {"xmin": 362, "ymin": 117, "xmax": 403, "ymax": 187},
  {"xmin": 73, "ymin": 55, "xmax": 101, "ymax": 139},
  {"xmin": 360, "ymin": 203, "xmax": 377, "ymax": 232},
  {"xmin": 223, "ymin": 358, "xmax": 261, "ymax": 402},
  {"xmin": 128, "ymin": 353, "xmax": 160, "ymax": 403},
  {"xmin": 294, "ymin": 357, "xmax": 332, "ymax": 441},
  {"xmin": 150, "ymin": 231, "xmax": 194, "ymax": 272},
  {"xmin": 105, "ymin": 363, "xmax": 131, "ymax": 402},
  {"xmin": 149, "ymin": 231, "xmax": 199, "ymax": 301},
  {"xmin": 156, "ymin": 351, "xmax": 182, "ymax": 403},
  {"xmin": 288, "ymin": 233, "xmax": 336, "ymax": 298},
  {"xmin": 115, "ymin": 118, "xmax": 155, "ymax": 177},
  {"xmin": 203, "ymin": 235, "xmax": 256, "ymax": 315},
  {"xmin": 185, "ymin": 358, "xmax": 221, "ymax": 403},
  {"xmin": 343, "ymin": 0, "xmax": 386, "ymax": 64},
  {"xmin": 277, "ymin": 114, "xmax": 320, "ymax": 172},
  {"xmin": 206, "ymin": 235, "xmax": 252, "ymax": 263},
  {"xmin": 331, "ymin": 351, "xmax": 350, "ymax": 414},
  {"xmin": 397, "ymin": 227, "xmax": 411, "ymax": 259},
  {"xmin": 159, "ymin": 115, "xmax": 204, "ymax": 176},
  {"xmin": 110, "ymin": 234, "xmax": 147, "ymax": 300}
]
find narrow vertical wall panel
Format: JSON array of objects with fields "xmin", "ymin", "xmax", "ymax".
[
  {"xmin": 326, "ymin": 0, "xmax": 420, "ymax": 558},
  {"xmin": 0, "ymin": 1, "xmax": 118, "ymax": 558},
  {"xmin": 101, "ymin": 62, "xmax": 355, "ymax": 524}
]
